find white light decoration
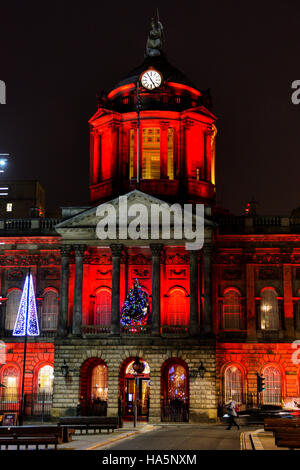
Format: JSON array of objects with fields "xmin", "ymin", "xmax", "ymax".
[{"xmin": 13, "ymin": 273, "xmax": 40, "ymax": 337}]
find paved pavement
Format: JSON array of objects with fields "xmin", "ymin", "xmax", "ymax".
[{"xmin": 106, "ymin": 424, "xmax": 260, "ymax": 451}]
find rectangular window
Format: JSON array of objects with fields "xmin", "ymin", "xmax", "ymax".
[
  {"xmin": 142, "ymin": 128, "xmax": 160, "ymax": 179},
  {"xmin": 167, "ymin": 128, "xmax": 174, "ymax": 180},
  {"xmin": 196, "ymin": 168, "xmax": 201, "ymax": 180},
  {"xmin": 6, "ymin": 202, "xmax": 12, "ymax": 212},
  {"xmin": 129, "ymin": 129, "xmax": 135, "ymax": 179}
]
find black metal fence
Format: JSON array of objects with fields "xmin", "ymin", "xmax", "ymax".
[{"xmin": 0, "ymin": 393, "xmax": 53, "ymax": 418}]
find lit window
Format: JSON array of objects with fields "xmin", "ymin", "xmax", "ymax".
[
  {"xmin": 224, "ymin": 366, "xmax": 243, "ymax": 404},
  {"xmin": 2, "ymin": 367, "xmax": 19, "ymax": 400},
  {"xmin": 223, "ymin": 289, "xmax": 241, "ymax": 330},
  {"xmin": 167, "ymin": 128, "xmax": 174, "ymax": 180},
  {"xmin": 94, "ymin": 288, "xmax": 111, "ymax": 325},
  {"xmin": 167, "ymin": 288, "xmax": 189, "ymax": 326},
  {"xmin": 41, "ymin": 290, "xmax": 59, "ymax": 331},
  {"xmin": 129, "ymin": 129, "xmax": 135, "ymax": 179},
  {"xmin": 196, "ymin": 168, "xmax": 201, "ymax": 180},
  {"xmin": 168, "ymin": 364, "xmax": 187, "ymax": 401},
  {"xmin": 6, "ymin": 203, "xmax": 12, "ymax": 212},
  {"xmin": 142, "ymin": 128, "xmax": 160, "ymax": 179},
  {"xmin": 38, "ymin": 365, "xmax": 54, "ymax": 394},
  {"xmin": 91, "ymin": 365, "xmax": 108, "ymax": 401},
  {"xmin": 260, "ymin": 288, "xmax": 279, "ymax": 330},
  {"xmin": 5, "ymin": 289, "xmax": 22, "ymax": 330},
  {"xmin": 262, "ymin": 366, "xmax": 282, "ymax": 405}
]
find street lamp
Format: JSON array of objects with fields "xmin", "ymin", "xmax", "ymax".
[
  {"xmin": 61, "ymin": 360, "xmax": 69, "ymax": 378},
  {"xmin": 132, "ymin": 357, "xmax": 145, "ymax": 428},
  {"xmin": 198, "ymin": 362, "xmax": 206, "ymax": 379}
]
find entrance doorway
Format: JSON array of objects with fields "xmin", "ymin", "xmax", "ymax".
[
  {"xmin": 120, "ymin": 359, "xmax": 150, "ymax": 421},
  {"xmin": 161, "ymin": 359, "xmax": 189, "ymax": 422}
]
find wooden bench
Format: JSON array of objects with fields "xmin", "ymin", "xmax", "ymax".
[
  {"xmin": 264, "ymin": 418, "xmax": 300, "ymax": 431},
  {"xmin": 58, "ymin": 416, "xmax": 120, "ymax": 434},
  {"xmin": 0, "ymin": 426, "xmax": 64, "ymax": 450},
  {"xmin": 264, "ymin": 418, "xmax": 300, "ymax": 449}
]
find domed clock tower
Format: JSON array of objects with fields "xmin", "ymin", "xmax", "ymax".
[{"xmin": 89, "ymin": 18, "xmax": 217, "ymax": 206}]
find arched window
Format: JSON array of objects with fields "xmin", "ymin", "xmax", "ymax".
[
  {"xmin": 262, "ymin": 366, "xmax": 282, "ymax": 405},
  {"xmin": 5, "ymin": 289, "xmax": 22, "ymax": 330},
  {"xmin": 142, "ymin": 128, "xmax": 160, "ymax": 179},
  {"xmin": 91, "ymin": 364, "xmax": 108, "ymax": 401},
  {"xmin": 1, "ymin": 367, "xmax": 19, "ymax": 400},
  {"xmin": 94, "ymin": 288, "xmax": 111, "ymax": 325},
  {"xmin": 223, "ymin": 289, "xmax": 241, "ymax": 330},
  {"xmin": 167, "ymin": 288, "xmax": 189, "ymax": 326},
  {"xmin": 260, "ymin": 288, "xmax": 279, "ymax": 330},
  {"xmin": 41, "ymin": 289, "xmax": 59, "ymax": 331},
  {"xmin": 37, "ymin": 365, "xmax": 54, "ymax": 395},
  {"xmin": 224, "ymin": 366, "xmax": 243, "ymax": 404}
]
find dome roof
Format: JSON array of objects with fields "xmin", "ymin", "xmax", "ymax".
[{"xmin": 109, "ymin": 54, "xmax": 197, "ymax": 93}]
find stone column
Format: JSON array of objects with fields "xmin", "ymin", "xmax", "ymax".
[
  {"xmin": 110, "ymin": 244, "xmax": 123, "ymax": 336},
  {"xmin": 189, "ymin": 250, "xmax": 200, "ymax": 336},
  {"xmin": 150, "ymin": 244, "xmax": 163, "ymax": 336},
  {"xmin": 246, "ymin": 264, "xmax": 257, "ymax": 340},
  {"xmin": 72, "ymin": 245, "xmax": 86, "ymax": 336},
  {"xmin": 203, "ymin": 244, "xmax": 213, "ymax": 335},
  {"xmin": 58, "ymin": 245, "xmax": 71, "ymax": 337},
  {"xmin": 283, "ymin": 264, "xmax": 294, "ymax": 339}
]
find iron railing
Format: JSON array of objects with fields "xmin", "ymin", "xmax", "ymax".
[{"xmin": 0, "ymin": 393, "xmax": 53, "ymax": 417}]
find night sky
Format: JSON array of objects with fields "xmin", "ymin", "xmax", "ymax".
[{"xmin": 0, "ymin": 0, "xmax": 299, "ymax": 216}]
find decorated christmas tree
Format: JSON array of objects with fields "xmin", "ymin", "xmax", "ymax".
[
  {"xmin": 120, "ymin": 279, "xmax": 149, "ymax": 327},
  {"xmin": 13, "ymin": 272, "xmax": 40, "ymax": 336}
]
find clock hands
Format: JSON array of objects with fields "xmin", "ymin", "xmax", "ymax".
[{"xmin": 146, "ymin": 72, "xmax": 156, "ymax": 88}]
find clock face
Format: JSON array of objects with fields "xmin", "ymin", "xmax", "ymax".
[{"xmin": 141, "ymin": 70, "xmax": 162, "ymax": 90}]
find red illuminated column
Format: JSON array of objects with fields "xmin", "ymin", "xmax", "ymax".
[
  {"xmin": 160, "ymin": 121, "xmax": 169, "ymax": 179},
  {"xmin": 203, "ymin": 244, "xmax": 213, "ymax": 334},
  {"xmin": 110, "ymin": 244, "xmax": 123, "ymax": 336},
  {"xmin": 283, "ymin": 264, "xmax": 294, "ymax": 338},
  {"xmin": 204, "ymin": 130, "xmax": 212, "ymax": 181},
  {"xmin": 72, "ymin": 245, "xmax": 86, "ymax": 336},
  {"xmin": 58, "ymin": 245, "xmax": 71, "ymax": 337},
  {"xmin": 189, "ymin": 250, "xmax": 200, "ymax": 336},
  {"xmin": 246, "ymin": 264, "xmax": 256, "ymax": 340},
  {"xmin": 92, "ymin": 132, "xmax": 101, "ymax": 184},
  {"xmin": 150, "ymin": 244, "xmax": 163, "ymax": 336},
  {"xmin": 109, "ymin": 122, "xmax": 120, "ymax": 179},
  {"xmin": 182, "ymin": 119, "xmax": 193, "ymax": 178}
]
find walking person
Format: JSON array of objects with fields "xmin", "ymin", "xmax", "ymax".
[{"xmin": 226, "ymin": 397, "xmax": 240, "ymax": 430}]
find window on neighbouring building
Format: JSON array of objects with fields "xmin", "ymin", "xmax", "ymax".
[
  {"xmin": 6, "ymin": 202, "xmax": 12, "ymax": 212},
  {"xmin": 224, "ymin": 366, "xmax": 243, "ymax": 404},
  {"xmin": 91, "ymin": 364, "xmax": 108, "ymax": 401},
  {"xmin": 129, "ymin": 129, "xmax": 135, "ymax": 179},
  {"xmin": 2, "ymin": 367, "xmax": 19, "ymax": 400},
  {"xmin": 94, "ymin": 288, "xmax": 111, "ymax": 325},
  {"xmin": 223, "ymin": 289, "xmax": 242, "ymax": 330},
  {"xmin": 166, "ymin": 288, "xmax": 189, "ymax": 326},
  {"xmin": 262, "ymin": 366, "xmax": 282, "ymax": 405},
  {"xmin": 41, "ymin": 289, "xmax": 59, "ymax": 331},
  {"xmin": 38, "ymin": 365, "xmax": 54, "ymax": 395},
  {"xmin": 142, "ymin": 128, "xmax": 160, "ymax": 179},
  {"xmin": 260, "ymin": 288, "xmax": 280, "ymax": 330},
  {"xmin": 167, "ymin": 128, "xmax": 174, "ymax": 180},
  {"xmin": 5, "ymin": 289, "xmax": 22, "ymax": 330}
]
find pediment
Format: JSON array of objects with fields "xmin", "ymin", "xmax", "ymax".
[{"xmin": 55, "ymin": 190, "xmax": 215, "ymax": 245}]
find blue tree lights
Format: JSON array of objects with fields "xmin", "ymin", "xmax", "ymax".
[{"xmin": 13, "ymin": 272, "xmax": 40, "ymax": 337}]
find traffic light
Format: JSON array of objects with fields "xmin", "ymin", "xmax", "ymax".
[{"xmin": 257, "ymin": 373, "xmax": 266, "ymax": 393}]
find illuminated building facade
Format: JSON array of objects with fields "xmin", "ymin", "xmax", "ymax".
[{"xmin": 0, "ymin": 19, "xmax": 299, "ymax": 423}]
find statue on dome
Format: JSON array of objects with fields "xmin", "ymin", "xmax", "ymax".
[{"xmin": 145, "ymin": 14, "xmax": 164, "ymax": 57}]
